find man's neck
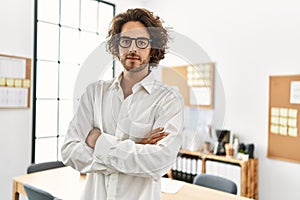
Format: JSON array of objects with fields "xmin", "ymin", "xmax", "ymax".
[{"xmin": 121, "ymin": 67, "xmax": 149, "ymax": 99}]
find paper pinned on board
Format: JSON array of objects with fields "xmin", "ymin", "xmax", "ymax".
[
  {"xmin": 189, "ymin": 87, "xmax": 211, "ymax": 105},
  {"xmin": 290, "ymin": 81, "xmax": 300, "ymax": 104},
  {"xmin": 0, "ymin": 56, "xmax": 26, "ymax": 79}
]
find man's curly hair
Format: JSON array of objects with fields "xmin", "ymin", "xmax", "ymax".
[{"xmin": 106, "ymin": 8, "xmax": 169, "ymax": 68}]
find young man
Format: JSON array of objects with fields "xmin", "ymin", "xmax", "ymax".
[{"xmin": 61, "ymin": 8, "xmax": 184, "ymax": 200}]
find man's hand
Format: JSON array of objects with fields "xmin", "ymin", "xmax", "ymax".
[
  {"xmin": 86, "ymin": 128, "xmax": 101, "ymax": 149},
  {"xmin": 139, "ymin": 127, "xmax": 169, "ymax": 145}
]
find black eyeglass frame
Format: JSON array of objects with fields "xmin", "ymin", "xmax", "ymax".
[{"xmin": 118, "ymin": 36, "xmax": 152, "ymax": 49}]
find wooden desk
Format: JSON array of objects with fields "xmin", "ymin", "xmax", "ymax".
[{"xmin": 13, "ymin": 167, "xmax": 253, "ymax": 200}]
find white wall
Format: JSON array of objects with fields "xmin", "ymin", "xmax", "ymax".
[
  {"xmin": 0, "ymin": 0, "xmax": 144, "ymax": 199},
  {"xmin": 144, "ymin": 0, "xmax": 300, "ymax": 199},
  {"xmin": 3, "ymin": 0, "xmax": 300, "ymax": 199},
  {"xmin": 0, "ymin": 1, "xmax": 34, "ymax": 200}
]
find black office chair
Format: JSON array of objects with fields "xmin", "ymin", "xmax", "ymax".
[
  {"xmin": 24, "ymin": 184, "xmax": 62, "ymax": 200},
  {"xmin": 193, "ymin": 174, "xmax": 237, "ymax": 194},
  {"xmin": 27, "ymin": 161, "xmax": 65, "ymax": 174}
]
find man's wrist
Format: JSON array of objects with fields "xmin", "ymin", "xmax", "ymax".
[
  {"xmin": 86, "ymin": 127, "xmax": 102, "ymax": 149},
  {"xmin": 90, "ymin": 127, "xmax": 101, "ymax": 135}
]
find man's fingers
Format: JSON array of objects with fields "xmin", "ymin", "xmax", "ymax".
[
  {"xmin": 153, "ymin": 135, "xmax": 168, "ymax": 144},
  {"xmin": 150, "ymin": 131, "xmax": 168, "ymax": 139},
  {"xmin": 148, "ymin": 132, "xmax": 169, "ymax": 144},
  {"xmin": 148, "ymin": 127, "xmax": 164, "ymax": 135},
  {"xmin": 139, "ymin": 128, "xmax": 168, "ymax": 145}
]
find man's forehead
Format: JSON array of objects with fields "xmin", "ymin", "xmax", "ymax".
[{"xmin": 120, "ymin": 27, "xmax": 150, "ymax": 37}]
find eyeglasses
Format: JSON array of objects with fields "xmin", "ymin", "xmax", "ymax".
[{"xmin": 118, "ymin": 36, "xmax": 152, "ymax": 49}]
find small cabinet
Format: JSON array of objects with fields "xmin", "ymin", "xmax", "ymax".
[{"xmin": 168, "ymin": 150, "xmax": 258, "ymax": 199}]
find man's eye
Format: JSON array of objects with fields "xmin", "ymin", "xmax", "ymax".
[
  {"xmin": 121, "ymin": 39, "xmax": 131, "ymax": 44},
  {"xmin": 137, "ymin": 41, "xmax": 146, "ymax": 46}
]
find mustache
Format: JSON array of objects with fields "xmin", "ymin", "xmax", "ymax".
[{"xmin": 125, "ymin": 53, "xmax": 141, "ymax": 60}]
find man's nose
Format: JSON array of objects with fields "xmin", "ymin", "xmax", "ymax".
[{"xmin": 129, "ymin": 40, "xmax": 138, "ymax": 52}]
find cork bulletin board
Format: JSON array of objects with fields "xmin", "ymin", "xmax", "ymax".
[
  {"xmin": 268, "ymin": 75, "xmax": 300, "ymax": 164},
  {"xmin": 0, "ymin": 54, "xmax": 31, "ymax": 108},
  {"xmin": 162, "ymin": 63, "xmax": 214, "ymax": 109}
]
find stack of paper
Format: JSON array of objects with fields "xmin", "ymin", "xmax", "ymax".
[{"xmin": 161, "ymin": 178, "xmax": 185, "ymax": 194}]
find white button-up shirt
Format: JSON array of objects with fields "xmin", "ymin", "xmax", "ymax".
[{"xmin": 61, "ymin": 72, "xmax": 184, "ymax": 200}]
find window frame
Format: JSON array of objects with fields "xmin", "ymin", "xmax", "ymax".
[{"xmin": 32, "ymin": 0, "xmax": 115, "ymax": 163}]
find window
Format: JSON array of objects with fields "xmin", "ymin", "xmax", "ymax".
[{"xmin": 33, "ymin": 0, "xmax": 115, "ymax": 163}]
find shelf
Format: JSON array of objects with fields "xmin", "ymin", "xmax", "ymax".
[
  {"xmin": 179, "ymin": 150, "xmax": 246, "ymax": 165},
  {"xmin": 172, "ymin": 150, "xmax": 258, "ymax": 199}
]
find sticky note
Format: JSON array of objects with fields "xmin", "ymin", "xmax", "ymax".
[
  {"xmin": 279, "ymin": 117, "xmax": 288, "ymax": 126},
  {"xmin": 6, "ymin": 78, "xmax": 14, "ymax": 87},
  {"xmin": 270, "ymin": 125, "xmax": 279, "ymax": 134},
  {"xmin": 199, "ymin": 80, "xmax": 205, "ymax": 86},
  {"xmin": 271, "ymin": 117, "xmax": 279, "ymax": 124},
  {"xmin": 280, "ymin": 108, "xmax": 288, "ymax": 117},
  {"xmin": 271, "ymin": 107, "xmax": 280, "ymax": 116},
  {"xmin": 288, "ymin": 109, "xmax": 298, "ymax": 118},
  {"xmin": 288, "ymin": 118, "xmax": 297, "ymax": 127},
  {"xmin": 288, "ymin": 128, "xmax": 298, "ymax": 137},
  {"xmin": 23, "ymin": 79, "xmax": 31, "ymax": 88},
  {"xmin": 14, "ymin": 79, "xmax": 22, "ymax": 87},
  {"xmin": 279, "ymin": 126, "xmax": 287, "ymax": 135},
  {"xmin": 0, "ymin": 78, "xmax": 5, "ymax": 86}
]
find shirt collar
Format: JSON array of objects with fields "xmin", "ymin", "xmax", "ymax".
[
  {"xmin": 109, "ymin": 72, "xmax": 123, "ymax": 90},
  {"xmin": 136, "ymin": 72, "xmax": 155, "ymax": 94},
  {"xmin": 109, "ymin": 71, "xmax": 156, "ymax": 94}
]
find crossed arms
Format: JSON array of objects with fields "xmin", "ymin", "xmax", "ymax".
[{"xmin": 61, "ymin": 83, "xmax": 183, "ymax": 180}]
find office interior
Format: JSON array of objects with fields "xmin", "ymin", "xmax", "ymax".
[{"xmin": 1, "ymin": 0, "xmax": 300, "ymax": 200}]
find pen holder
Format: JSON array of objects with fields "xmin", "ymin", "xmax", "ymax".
[{"xmin": 225, "ymin": 143, "xmax": 234, "ymax": 158}]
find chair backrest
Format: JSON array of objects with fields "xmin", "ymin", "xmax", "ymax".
[
  {"xmin": 27, "ymin": 161, "xmax": 65, "ymax": 174},
  {"xmin": 24, "ymin": 184, "xmax": 55, "ymax": 200},
  {"xmin": 193, "ymin": 174, "xmax": 237, "ymax": 194}
]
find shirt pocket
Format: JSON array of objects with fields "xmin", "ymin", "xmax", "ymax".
[{"xmin": 129, "ymin": 121, "xmax": 153, "ymax": 143}]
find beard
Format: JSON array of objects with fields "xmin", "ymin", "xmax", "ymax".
[{"xmin": 120, "ymin": 52, "xmax": 150, "ymax": 73}]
